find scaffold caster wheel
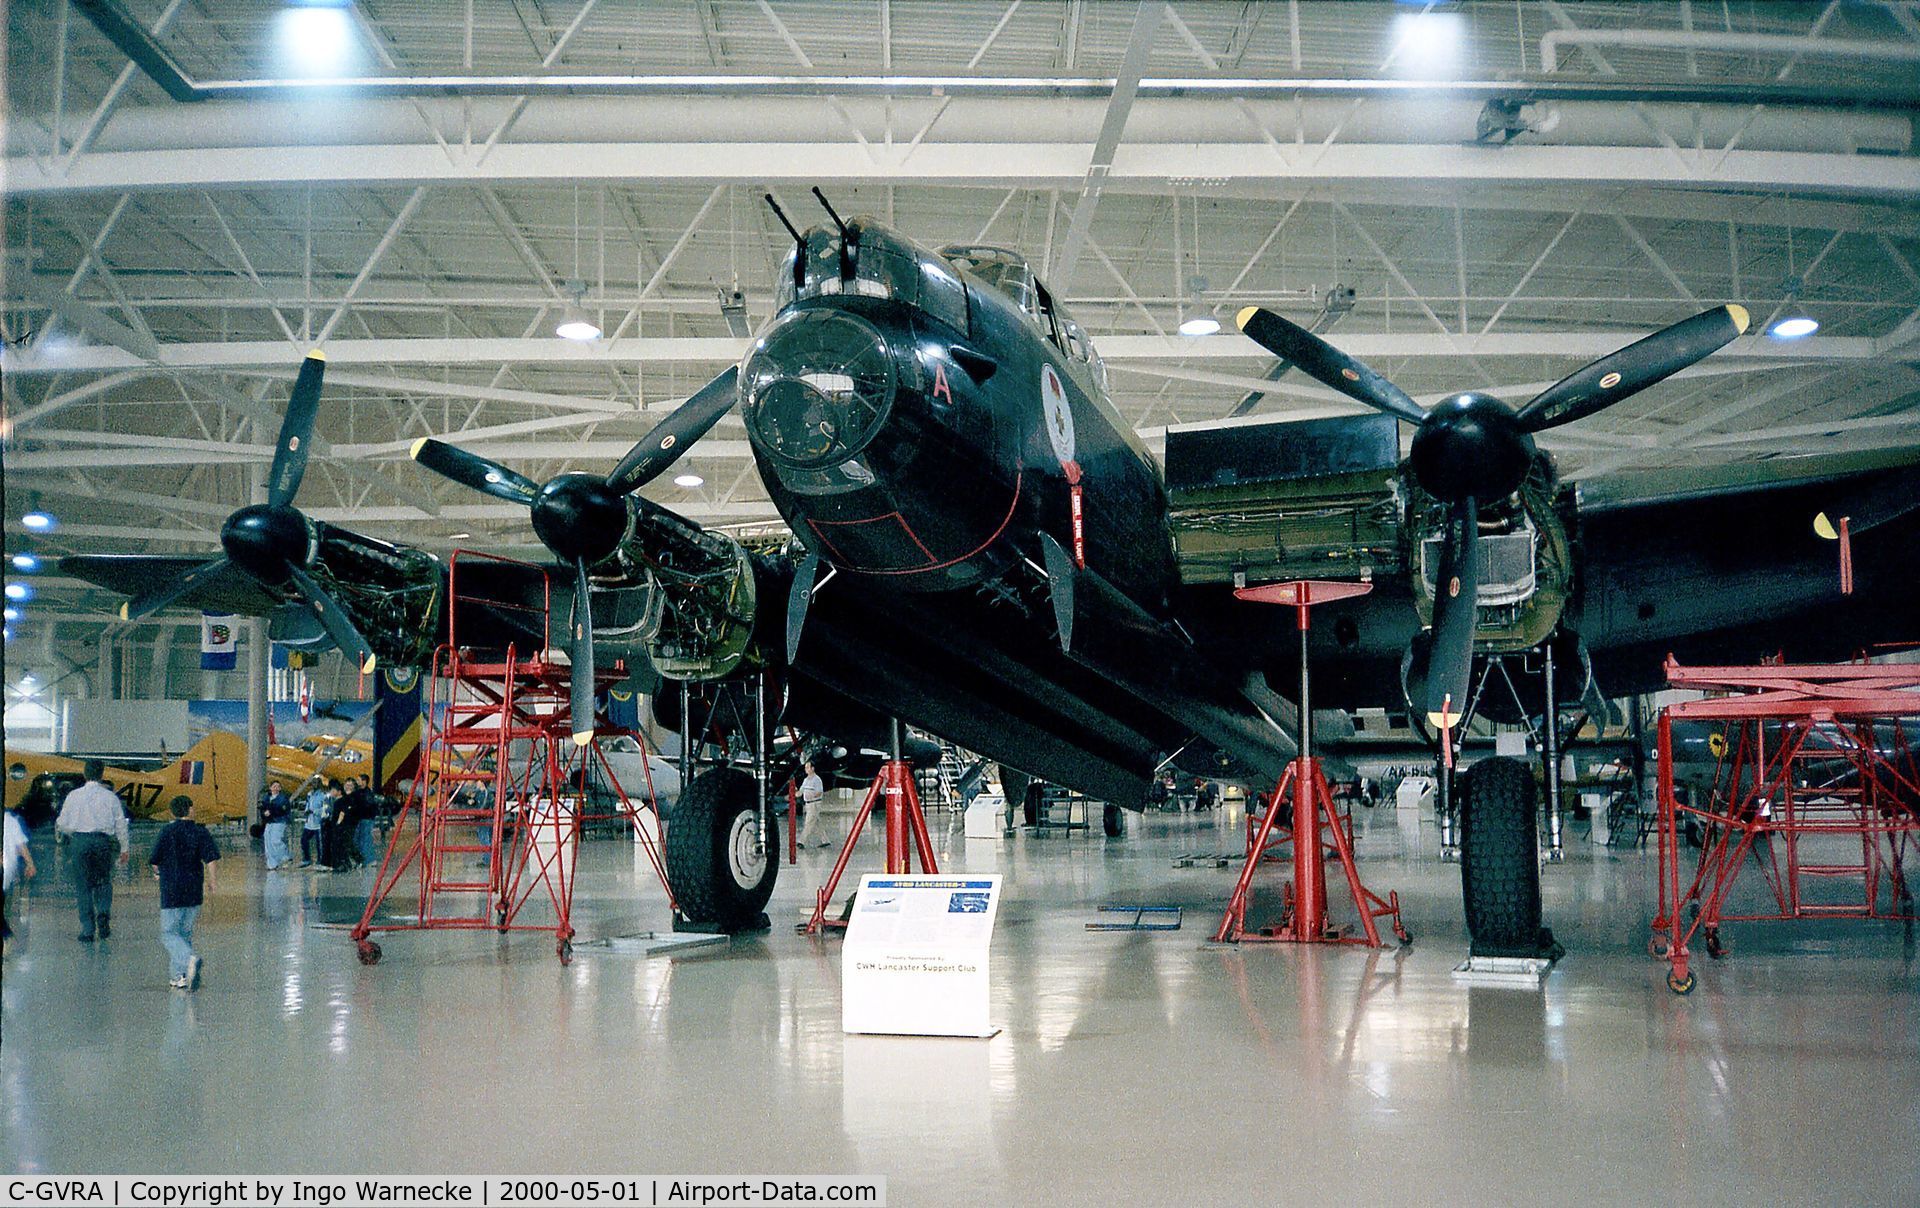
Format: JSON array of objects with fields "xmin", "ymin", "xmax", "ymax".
[
  {"xmin": 356, "ymin": 940, "xmax": 382, "ymax": 966},
  {"xmin": 557, "ymin": 938, "xmax": 573, "ymax": 966},
  {"xmin": 1395, "ymin": 927, "xmax": 1414, "ymax": 948},
  {"xmin": 1705, "ymin": 929, "xmax": 1725, "ymax": 960},
  {"xmin": 1666, "ymin": 970, "xmax": 1695, "ymax": 995},
  {"xmin": 1648, "ymin": 934, "xmax": 1671, "ymax": 959}
]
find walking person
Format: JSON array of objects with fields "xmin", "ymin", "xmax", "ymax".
[
  {"xmin": 3, "ymin": 804, "xmax": 37, "ymax": 957},
  {"xmin": 300, "ymin": 780, "xmax": 334, "ymax": 868},
  {"xmin": 796, "ymin": 761, "xmax": 831, "ymax": 849},
  {"xmin": 55, "ymin": 760, "xmax": 128, "ymax": 941},
  {"xmin": 150, "ymin": 795, "xmax": 219, "ymax": 990},
  {"xmin": 261, "ymin": 779, "xmax": 292, "ymax": 870},
  {"xmin": 344, "ymin": 778, "xmax": 379, "ymax": 867}
]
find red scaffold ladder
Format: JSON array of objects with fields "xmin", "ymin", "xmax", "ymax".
[
  {"xmin": 1652, "ymin": 657, "xmax": 1920, "ymax": 994},
  {"xmin": 350, "ymin": 552, "xmax": 676, "ymax": 965}
]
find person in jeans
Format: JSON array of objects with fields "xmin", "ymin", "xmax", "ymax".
[
  {"xmin": 3, "ymin": 805, "xmax": 37, "ymax": 956},
  {"xmin": 261, "ymin": 779, "xmax": 292, "ymax": 870},
  {"xmin": 150, "ymin": 795, "xmax": 219, "ymax": 990},
  {"xmin": 55, "ymin": 760, "xmax": 129, "ymax": 941},
  {"xmin": 300, "ymin": 781, "xmax": 335, "ymax": 868}
]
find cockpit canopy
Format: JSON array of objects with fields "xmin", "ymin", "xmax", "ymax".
[
  {"xmin": 940, "ymin": 244, "xmax": 1107, "ymax": 392},
  {"xmin": 775, "ymin": 219, "xmax": 970, "ymax": 335}
]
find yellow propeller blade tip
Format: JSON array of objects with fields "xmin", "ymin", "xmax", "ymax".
[
  {"xmin": 1426, "ymin": 710, "xmax": 1456, "ymax": 730},
  {"xmin": 306, "ymin": 348, "xmax": 326, "ymax": 362},
  {"xmin": 118, "ymin": 602, "xmax": 131, "ymax": 620},
  {"xmin": 1725, "ymin": 303, "xmax": 1750, "ymax": 334},
  {"xmin": 571, "ymin": 731, "xmax": 595, "ymax": 747},
  {"xmin": 1234, "ymin": 306, "xmax": 1261, "ymax": 332},
  {"xmin": 1813, "ymin": 512, "xmax": 1839, "ymax": 540},
  {"xmin": 360, "ymin": 655, "xmax": 378, "ymax": 674},
  {"xmin": 408, "ymin": 437, "xmax": 429, "ymax": 459}
]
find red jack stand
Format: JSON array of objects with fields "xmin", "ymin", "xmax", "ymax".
[
  {"xmin": 1215, "ymin": 580, "xmax": 1409, "ymax": 947},
  {"xmin": 804, "ymin": 722, "xmax": 939, "ymax": 934}
]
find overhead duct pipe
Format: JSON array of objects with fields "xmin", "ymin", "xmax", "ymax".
[
  {"xmin": 1542, "ymin": 27, "xmax": 1920, "ymax": 74},
  {"xmin": 68, "ymin": 0, "xmax": 1920, "ymax": 113}
]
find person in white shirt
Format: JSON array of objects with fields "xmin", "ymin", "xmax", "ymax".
[
  {"xmin": 3, "ymin": 806, "xmax": 37, "ymax": 956},
  {"xmin": 796, "ymin": 761, "xmax": 830, "ymax": 849},
  {"xmin": 55, "ymin": 760, "xmax": 130, "ymax": 942}
]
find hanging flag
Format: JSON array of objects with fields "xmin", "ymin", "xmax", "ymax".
[
  {"xmin": 200, "ymin": 614, "xmax": 237, "ymax": 670},
  {"xmin": 374, "ymin": 666, "xmax": 425, "ymax": 792},
  {"xmin": 299, "ymin": 679, "xmax": 313, "ymax": 723}
]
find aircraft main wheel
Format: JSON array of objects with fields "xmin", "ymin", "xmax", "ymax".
[
  {"xmin": 665, "ymin": 767, "xmax": 778, "ymax": 932},
  {"xmin": 1460, "ymin": 757, "xmax": 1550, "ymax": 958},
  {"xmin": 1102, "ymin": 803, "xmax": 1123, "ymax": 837}
]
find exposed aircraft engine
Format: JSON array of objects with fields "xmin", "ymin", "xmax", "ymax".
[
  {"xmin": 305, "ymin": 529, "xmax": 442, "ymax": 668},
  {"xmin": 621, "ymin": 501, "xmax": 759, "ymax": 681},
  {"xmin": 1407, "ymin": 455, "xmax": 1574, "ymax": 656}
]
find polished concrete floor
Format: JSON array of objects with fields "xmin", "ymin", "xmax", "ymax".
[{"xmin": 3, "ymin": 801, "xmax": 1916, "ymax": 1205}]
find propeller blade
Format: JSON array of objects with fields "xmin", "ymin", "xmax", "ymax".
[
  {"xmin": 1516, "ymin": 304, "xmax": 1749, "ymax": 432},
  {"xmin": 1234, "ymin": 306, "xmax": 1425, "ymax": 425},
  {"xmin": 409, "ymin": 438, "xmax": 540, "ymax": 506},
  {"xmin": 1814, "ymin": 462, "xmax": 1920, "ymax": 538},
  {"xmin": 286, "ymin": 564, "xmax": 378, "ymax": 674},
  {"xmin": 605, "ymin": 365, "xmax": 741, "ymax": 495},
  {"xmin": 119, "ymin": 557, "xmax": 236, "ymax": 621},
  {"xmin": 266, "ymin": 351, "xmax": 327, "ymax": 508},
  {"xmin": 1425, "ymin": 496, "xmax": 1482, "ymax": 729},
  {"xmin": 570, "ymin": 558, "xmax": 597, "ymax": 746}
]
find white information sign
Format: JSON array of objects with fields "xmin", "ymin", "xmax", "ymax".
[{"xmin": 842, "ymin": 874, "xmax": 1002, "ymax": 1038}]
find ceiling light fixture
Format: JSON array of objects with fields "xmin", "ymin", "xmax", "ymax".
[
  {"xmin": 10, "ymin": 553, "xmax": 39, "ymax": 571},
  {"xmin": 673, "ymin": 473, "xmax": 705, "ymax": 488},
  {"xmin": 5, "ymin": 584, "xmax": 30, "ymax": 601},
  {"xmin": 20, "ymin": 512, "xmax": 54, "ymax": 531},
  {"xmin": 1178, "ymin": 315, "xmax": 1221, "ymax": 337},
  {"xmin": 447, "ymin": 532, "xmax": 471, "ymax": 541},
  {"xmin": 1768, "ymin": 219, "xmax": 1819, "ymax": 341},
  {"xmin": 556, "ymin": 282, "xmax": 602, "ymax": 342},
  {"xmin": 555, "ymin": 186, "xmax": 602, "ymax": 341},
  {"xmin": 2, "ymin": 607, "xmax": 17, "ymax": 622}
]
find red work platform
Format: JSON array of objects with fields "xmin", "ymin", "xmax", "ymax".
[
  {"xmin": 1652, "ymin": 657, "xmax": 1920, "ymax": 994},
  {"xmin": 1216, "ymin": 581, "xmax": 1409, "ymax": 947},
  {"xmin": 350, "ymin": 553, "xmax": 674, "ymax": 966},
  {"xmin": 803, "ymin": 724, "xmax": 938, "ymax": 935}
]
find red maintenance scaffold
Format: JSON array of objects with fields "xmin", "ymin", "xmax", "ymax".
[
  {"xmin": 1653, "ymin": 657, "xmax": 1920, "ymax": 994},
  {"xmin": 351, "ymin": 552, "xmax": 675, "ymax": 966}
]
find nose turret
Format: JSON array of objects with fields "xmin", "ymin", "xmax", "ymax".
[{"xmin": 742, "ymin": 309, "xmax": 897, "ymax": 469}]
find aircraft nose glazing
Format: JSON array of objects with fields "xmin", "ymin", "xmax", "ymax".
[{"xmin": 743, "ymin": 308, "xmax": 897, "ymax": 469}]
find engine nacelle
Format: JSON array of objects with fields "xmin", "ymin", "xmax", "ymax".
[{"xmin": 604, "ymin": 499, "xmax": 759, "ymax": 681}]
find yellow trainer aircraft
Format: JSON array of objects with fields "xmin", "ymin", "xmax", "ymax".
[{"xmin": 3, "ymin": 732, "xmax": 251, "ymax": 826}]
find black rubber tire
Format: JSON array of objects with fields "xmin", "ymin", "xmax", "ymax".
[
  {"xmin": 665, "ymin": 767, "xmax": 778, "ymax": 932},
  {"xmin": 1460, "ymin": 757, "xmax": 1549, "ymax": 958},
  {"xmin": 1102, "ymin": 803, "xmax": 1123, "ymax": 837}
]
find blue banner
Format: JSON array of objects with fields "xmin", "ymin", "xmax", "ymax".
[{"xmin": 373, "ymin": 666, "xmax": 425, "ymax": 792}]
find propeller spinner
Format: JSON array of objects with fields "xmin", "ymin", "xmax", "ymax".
[
  {"xmin": 410, "ymin": 365, "xmax": 741, "ymax": 743},
  {"xmin": 1236, "ymin": 302, "xmax": 1749, "ymax": 728},
  {"xmin": 118, "ymin": 351, "xmax": 381, "ymax": 674}
]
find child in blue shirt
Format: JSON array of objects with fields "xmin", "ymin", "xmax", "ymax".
[{"xmin": 150, "ymin": 795, "xmax": 220, "ymax": 990}]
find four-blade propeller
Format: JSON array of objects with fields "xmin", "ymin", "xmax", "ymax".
[
  {"xmin": 410, "ymin": 364, "xmax": 741, "ymax": 743},
  {"xmin": 118, "ymin": 351, "xmax": 381, "ymax": 673},
  {"xmin": 1236, "ymin": 302, "xmax": 1749, "ymax": 728}
]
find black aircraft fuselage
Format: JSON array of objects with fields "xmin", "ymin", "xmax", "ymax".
[{"xmin": 731, "ymin": 220, "xmax": 1284, "ymax": 805}]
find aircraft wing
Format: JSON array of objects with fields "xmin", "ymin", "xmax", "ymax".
[{"xmin": 62, "ymin": 554, "xmax": 283, "ymax": 616}]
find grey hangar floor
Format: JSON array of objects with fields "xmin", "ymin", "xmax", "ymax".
[{"xmin": 2, "ymin": 803, "xmax": 1914, "ymax": 1206}]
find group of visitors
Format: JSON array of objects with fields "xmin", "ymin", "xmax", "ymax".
[
  {"xmin": 1, "ymin": 761, "xmax": 386, "ymax": 989},
  {"xmin": 298, "ymin": 776, "xmax": 381, "ymax": 871}
]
